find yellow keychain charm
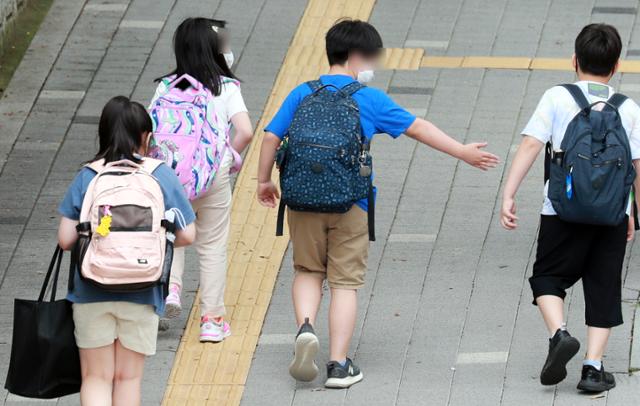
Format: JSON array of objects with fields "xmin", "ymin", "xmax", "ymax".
[{"xmin": 96, "ymin": 206, "xmax": 112, "ymax": 237}]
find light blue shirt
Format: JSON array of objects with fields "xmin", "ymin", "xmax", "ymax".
[{"xmin": 58, "ymin": 162, "xmax": 195, "ymax": 315}]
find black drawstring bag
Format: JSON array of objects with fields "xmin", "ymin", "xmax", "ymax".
[{"xmin": 4, "ymin": 246, "xmax": 81, "ymax": 398}]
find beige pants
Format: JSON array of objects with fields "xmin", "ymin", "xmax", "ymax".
[{"xmin": 170, "ymin": 160, "xmax": 231, "ymax": 317}]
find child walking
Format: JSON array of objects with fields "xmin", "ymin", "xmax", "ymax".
[
  {"xmin": 501, "ymin": 24, "xmax": 640, "ymax": 393},
  {"xmin": 57, "ymin": 96, "xmax": 196, "ymax": 405},
  {"xmin": 257, "ymin": 19, "xmax": 499, "ymax": 388},
  {"xmin": 149, "ymin": 17, "xmax": 253, "ymax": 342}
]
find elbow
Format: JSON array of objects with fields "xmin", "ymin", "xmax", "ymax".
[
  {"xmin": 57, "ymin": 236, "xmax": 75, "ymax": 251},
  {"xmin": 174, "ymin": 223, "xmax": 196, "ymax": 247},
  {"xmin": 240, "ymin": 128, "xmax": 254, "ymax": 143}
]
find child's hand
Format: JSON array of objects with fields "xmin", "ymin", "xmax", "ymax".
[
  {"xmin": 627, "ymin": 215, "xmax": 635, "ymax": 242},
  {"xmin": 460, "ymin": 142, "xmax": 499, "ymax": 171},
  {"xmin": 257, "ymin": 180, "xmax": 280, "ymax": 208},
  {"xmin": 501, "ymin": 197, "xmax": 518, "ymax": 230}
]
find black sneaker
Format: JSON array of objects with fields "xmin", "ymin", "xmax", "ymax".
[
  {"xmin": 577, "ymin": 364, "xmax": 616, "ymax": 393},
  {"xmin": 325, "ymin": 358, "xmax": 363, "ymax": 389},
  {"xmin": 540, "ymin": 329, "xmax": 581, "ymax": 385},
  {"xmin": 289, "ymin": 317, "xmax": 319, "ymax": 381}
]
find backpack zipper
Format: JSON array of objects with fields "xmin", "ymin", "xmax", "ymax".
[{"xmin": 592, "ymin": 158, "xmax": 622, "ymax": 168}]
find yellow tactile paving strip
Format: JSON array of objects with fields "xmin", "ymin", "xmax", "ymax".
[
  {"xmin": 421, "ymin": 55, "xmax": 640, "ymax": 72},
  {"xmin": 162, "ymin": 0, "xmax": 383, "ymax": 404}
]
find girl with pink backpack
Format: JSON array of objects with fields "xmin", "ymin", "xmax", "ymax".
[
  {"xmin": 57, "ymin": 96, "xmax": 196, "ymax": 405},
  {"xmin": 149, "ymin": 18, "xmax": 254, "ymax": 342}
]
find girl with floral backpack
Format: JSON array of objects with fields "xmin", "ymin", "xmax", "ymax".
[{"xmin": 148, "ymin": 17, "xmax": 254, "ymax": 342}]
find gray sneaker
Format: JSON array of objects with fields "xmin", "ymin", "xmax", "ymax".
[
  {"xmin": 289, "ymin": 318, "xmax": 319, "ymax": 381},
  {"xmin": 325, "ymin": 358, "xmax": 363, "ymax": 389}
]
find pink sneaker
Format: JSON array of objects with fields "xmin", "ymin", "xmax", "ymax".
[
  {"xmin": 200, "ymin": 316, "xmax": 231, "ymax": 343},
  {"xmin": 164, "ymin": 283, "xmax": 182, "ymax": 319}
]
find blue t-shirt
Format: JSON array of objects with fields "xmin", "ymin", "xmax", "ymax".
[
  {"xmin": 58, "ymin": 162, "xmax": 196, "ymax": 315},
  {"xmin": 265, "ymin": 74, "xmax": 416, "ymax": 210}
]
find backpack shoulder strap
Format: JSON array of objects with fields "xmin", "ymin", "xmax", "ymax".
[
  {"xmin": 560, "ymin": 84, "xmax": 590, "ymax": 110},
  {"xmin": 140, "ymin": 158, "xmax": 163, "ymax": 174},
  {"xmin": 607, "ymin": 93, "xmax": 628, "ymax": 110},
  {"xmin": 341, "ymin": 81, "xmax": 364, "ymax": 96},
  {"xmin": 306, "ymin": 80, "xmax": 323, "ymax": 92},
  {"xmin": 85, "ymin": 159, "xmax": 105, "ymax": 173}
]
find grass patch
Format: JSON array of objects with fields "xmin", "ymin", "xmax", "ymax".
[{"xmin": 0, "ymin": 0, "xmax": 55, "ymax": 97}]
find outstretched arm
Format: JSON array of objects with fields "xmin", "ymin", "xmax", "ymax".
[
  {"xmin": 500, "ymin": 135, "xmax": 544, "ymax": 230},
  {"xmin": 404, "ymin": 118, "xmax": 499, "ymax": 171}
]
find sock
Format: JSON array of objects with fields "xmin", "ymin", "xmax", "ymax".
[
  {"xmin": 551, "ymin": 323, "xmax": 568, "ymax": 338},
  {"xmin": 337, "ymin": 359, "xmax": 348, "ymax": 367},
  {"xmin": 583, "ymin": 359, "xmax": 602, "ymax": 370}
]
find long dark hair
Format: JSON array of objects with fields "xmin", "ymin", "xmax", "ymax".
[
  {"xmin": 156, "ymin": 18, "xmax": 239, "ymax": 96},
  {"xmin": 92, "ymin": 96, "xmax": 152, "ymax": 164}
]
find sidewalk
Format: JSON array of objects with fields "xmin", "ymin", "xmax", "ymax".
[
  {"xmin": 0, "ymin": 0, "xmax": 638, "ymax": 405},
  {"xmin": 242, "ymin": 0, "xmax": 640, "ymax": 405},
  {"xmin": 0, "ymin": 0, "xmax": 302, "ymax": 404}
]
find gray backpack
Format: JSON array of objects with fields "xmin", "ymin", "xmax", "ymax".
[{"xmin": 545, "ymin": 84, "xmax": 636, "ymax": 226}]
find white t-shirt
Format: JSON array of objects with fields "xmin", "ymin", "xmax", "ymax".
[
  {"xmin": 150, "ymin": 76, "xmax": 248, "ymax": 165},
  {"xmin": 522, "ymin": 81, "xmax": 640, "ymax": 215}
]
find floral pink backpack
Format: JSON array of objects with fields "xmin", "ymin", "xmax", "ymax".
[
  {"xmin": 148, "ymin": 73, "xmax": 242, "ymax": 200},
  {"xmin": 72, "ymin": 158, "xmax": 175, "ymax": 293}
]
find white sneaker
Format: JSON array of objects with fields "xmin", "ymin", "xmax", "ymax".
[
  {"xmin": 200, "ymin": 316, "xmax": 231, "ymax": 343},
  {"xmin": 164, "ymin": 283, "xmax": 182, "ymax": 319}
]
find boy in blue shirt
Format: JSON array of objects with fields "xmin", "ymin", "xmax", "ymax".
[{"xmin": 257, "ymin": 19, "xmax": 499, "ymax": 388}]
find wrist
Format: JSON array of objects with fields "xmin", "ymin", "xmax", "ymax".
[
  {"xmin": 455, "ymin": 143, "xmax": 467, "ymax": 160},
  {"xmin": 502, "ymin": 191, "xmax": 515, "ymax": 201}
]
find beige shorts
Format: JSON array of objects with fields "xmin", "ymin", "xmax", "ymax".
[
  {"xmin": 72, "ymin": 302, "xmax": 159, "ymax": 356},
  {"xmin": 287, "ymin": 205, "xmax": 369, "ymax": 289}
]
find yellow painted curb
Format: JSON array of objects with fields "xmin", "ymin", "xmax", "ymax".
[{"xmin": 162, "ymin": 0, "xmax": 376, "ymax": 404}]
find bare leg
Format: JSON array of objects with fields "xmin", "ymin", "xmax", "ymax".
[
  {"xmin": 79, "ymin": 344, "xmax": 115, "ymax": 406},
  {"xmin": 329, "ymin": 288, "xmax": 357, "ymax": 361},
  {"xmin": 585, "ymin": 326, "xmax": 611, "ymax": 361},
  {"xmin": 112, "ymin": 340, "xmax": 146, "ymax": 406},
  {"xmin": 292, "ymin": 272, "xmax": 324, "ymax": 326},
  {"xmin": 536, "ymin": 295, "xmax": 565, "ymax": 335}
]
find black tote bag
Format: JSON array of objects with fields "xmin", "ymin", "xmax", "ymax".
[{"xmin": 4, "ymin": 246, "xmax": 81, "ymax": 398}]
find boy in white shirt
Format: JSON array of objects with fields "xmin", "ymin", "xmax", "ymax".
[{"xmin": 501, "ymin": 23, "xmax": 640, "ymax": 393}]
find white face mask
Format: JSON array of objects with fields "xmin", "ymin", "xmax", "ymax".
[
  {"xmin": 223, "ymin": 51, "xmax": 234, "ymax": 68},
  {"xmin": 356, "ymin": 69, "xmax": 374, "ymax": 84}
]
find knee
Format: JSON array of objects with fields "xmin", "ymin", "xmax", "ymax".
[
  {"xmin": 82, "ymin": 365, "xmax": 114, "ymax": 383},
  {"xmin": 113, "ymin": 367, "xmax": 143, "ymax": 384}
]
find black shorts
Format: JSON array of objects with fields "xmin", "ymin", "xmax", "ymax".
[{"xmin": 530, "ymin": 215, "xmax": 628, "ymax": 328}]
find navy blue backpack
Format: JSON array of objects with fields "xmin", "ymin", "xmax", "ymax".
[
  {"xmin": 275, "ymin": 80, "xmax": 375, "ymax": 240},
  {"xmin": 545, "ymin": 84, "xmax": 636, "ymax": 226}
]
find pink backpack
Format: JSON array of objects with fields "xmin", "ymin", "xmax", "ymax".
[
  {"xmin": 148, "ymin": 73, "xmax": 241, "ymax": 200},
  {"xmin": 73, "ymin": 158, "xmax": 172, "ymax": 291}
]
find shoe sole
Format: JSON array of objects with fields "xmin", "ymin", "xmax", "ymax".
[
  {"xmin": 325, "ymin": 372, "xmax": 364, "ymax": 389},
  {"xmin": 164, "ymin": 302, "xmax": 182, "ymax": 319},
  {"xmin": 289, "ymin": 332, "xmax": 319, "ymax": 382},
  {"xmin": 540, "ymin": 337, "xmax": 581, "ymax": 386},
  {"xmin": 158, "ymin": 318, "xmax": 170, "ymax": 332},
  {"xmin": 577, "ymin": 379, "xmax": 616, "ymax": 393},
  {"xmin": 200, "ymin": 328, "xmax": 232, "ymax": 343}
]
